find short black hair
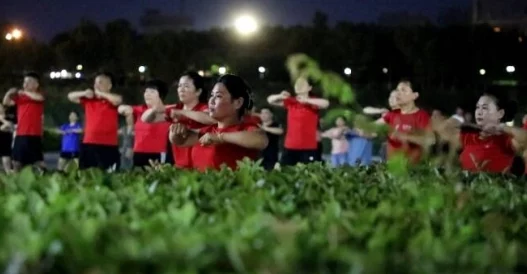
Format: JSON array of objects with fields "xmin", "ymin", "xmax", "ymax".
[
  {"xmin": 24, "ymin": 72, "xmax": 40, "ymax": 83},
  {"xmin": 216, "ymin": 74, "xmax": 253, "ymax": 118},
  {"xmin": 95, "ymin": 71, "xmax": 114, "ymax": 85},
  {"xmin": 180, "ymin": 71, "xmax": 207, "ymax": 103},
  {"xmin": 145, "ymin": 79, "xmax": 169, "ymax": 100},
  {"xmin": 481, "ymin": 86, "xmax": 517, "ymax": 122}
]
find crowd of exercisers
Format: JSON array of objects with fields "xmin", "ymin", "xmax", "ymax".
[{"xmin": 1, "ymin": 70, "xmax": 527, "ymax": 176}]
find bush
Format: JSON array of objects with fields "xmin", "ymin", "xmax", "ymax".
[{"xmin": 0, "ymin": 162, "xmax": 526, "ymax": 273}]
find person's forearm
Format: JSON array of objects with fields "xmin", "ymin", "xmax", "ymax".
[
  {"xmin": 22, "ymin": 91, "xmax": 44, "ymax": 101},
  {"xmin": 221, "ymin": 131, "xmax": 268, "ymax": 150},
  {"xmin": 304, "ymin": 98, "xmax": 329, "ymax": 109},
  {"xmin": 99, "ymin": 93, "xmax": 122, "ymax": 106},
  {"xmin": 263, "ymin": 127, "xmax": 283, "ymax": 135},
  {"xmin": 179, "ymin": 110, "xmax": 216, "ymax": 125}
]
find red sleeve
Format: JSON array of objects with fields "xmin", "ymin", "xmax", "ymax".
[
  {"xmin": 198, "ymin": 125, "xmax": 214, "ymax": 136},
  {"xmin": 460, "ymin": 132, "xmax": 477, "ymax": 146},
  {"xmin": 196, "ymin": 103, "xmax": 209, "ymax": 112},
  {"xmin": 383, "ymin": 111, "xmax": 394, "ymax": 124},
  {"xmin": 417, "ymin": 110, "xmax": 431, "ymax": 129},
  {"xmin": 243, "ymin": 123, "xmax": 259, "ymax": 131},
  {"xmin": 131, "ymin": 105, "xmax": 144, "ymax": 121},
  {"xmin": 79, "ymin": 97, "xmax": 90, "ymax": 106},
  {"xmin": 11, "ymin": 94, "xmax": 20, "ymax": 104},
  {"xmin": 283, "ymin": 97, "xmax": 295, "ymax": 108}
]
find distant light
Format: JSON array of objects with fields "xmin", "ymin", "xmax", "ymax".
[
  {"xmin": 49, "ymin": 72, "xmax": 56, "ymax": 79},
  {"xmin": 519, "ymin": 37, "xmax": 523, "ymax": 43},
  {"xmin": 493, "ymin": 27, "xmax": 501, "ymax": 33},
  {"xmin": 138, "ymin": 66, "xmax": 146, "ymax": 73},
  {"xmin": 11, "ymin": 29, "xmax": 22, "ymax": 39},
  {"xmin": 479, "ymin": 69, "xmax": 486, "ymax": 76},
  {"xmin": 218, "ymin": 66, "xmax": 227, "ymax": 75},
  {"xmin": 234, "ymin": 15, "xmax": 258, "ymax": 35},
  {"xmin": 60, "ymin": 70, "xmax": 68, "ymax": 78},
  {"xmin": 382, "ymin": 68, "xmax": 389, "ymax": 74},
  {"xmin": 198, "ymin": 70, "xmax": 204, "ymax": 76},
  {"xmin": 5, "ymin": 33, "xmax": 12, "ymax": 41},
  {"xmin": 258, "ymin": 66, "xmax": 266, "ymax": 73},
  {"xmin": 506, "ymin": 66, "xmax": 515, "ymax": 73},
  {"xmin": 75, "ymin": 72, "xmax": 82, "ymax": 79},
  {"xmin": 76, "ymin": 64, "xmax": 83, "ymax": 71},
  {"xmin": 343, "ymin": 67, "xmax": 352, "ymax": 76}
]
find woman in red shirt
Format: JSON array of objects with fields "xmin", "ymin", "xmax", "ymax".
[
  {"xmin": 118, "ymin": 80, "xmax": 171, "ymax": 168},
  {"xmin": 169, "ymin": 74, "xmax": 268, "ymax": 171},
  {"xmin": 142, "ymin": 71, "xmax": 215, "ymax": 168},
  {"xmin": 434, "ymin": 87, "xmax": 527, "ymax": 175}
]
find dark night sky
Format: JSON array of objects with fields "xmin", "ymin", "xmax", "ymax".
[{"xmin": 2, "ymin": 0, "xmax": 470, "ymax": 42}]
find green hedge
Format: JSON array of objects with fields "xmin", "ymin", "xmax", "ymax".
[{"xmin": 1, "ymin": 163, "xmax": 526, "ymax": 273}]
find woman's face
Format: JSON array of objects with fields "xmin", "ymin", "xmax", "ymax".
[
  {"xmin": 208, "ymin": 83, "xmax": 243, "ymax": 121},
  {"xmin": 177, "ymin": 76, "xmax": 200, "ymax": 104},
  {"xmin": 475, "ymin": 95, "xmax": 504, "ymax": 125},
  {"xmin": 144, "ymin": 88, "xmax": 161, "ymax": 106}
]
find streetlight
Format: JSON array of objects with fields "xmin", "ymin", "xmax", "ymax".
[
  {"xmin": 138, "ymin": 66, "xmax": 146, "ymax": 73},
  {"xmin": 234, "ymin": 15, "xmax": 258, "ymax": 36},
  {"xmin": 5, "ymin": 28, "xmax": 23, "ymax": 41},
  {"xmin": 506, "ymin": 66, "xmax": 515, "ymax": 73},
  {"xmin": 344, "ymin": 67, "xmax": 352, "ymax": 76},
  {"xmin": 76, "ymin": 64, "xmax": 83, "ymax": 71},
  {"xmin": 218, "ymin": 66, "xmax": 227, "ymax": 75},
  {"xmin": 258, "ymin": 66, "xmax": 266, "ymax": 73},
  {"xmin": 479, "ymin": 69, "xmax": 486, "ymax": 76},
  {"xmin": 382, "ymin": 68, "xmax": 389, "ymax": 74}
]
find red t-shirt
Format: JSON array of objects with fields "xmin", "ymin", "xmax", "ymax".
[
  {"xmin": 132, "ymin": 105, "xmax": 170, "ymax": 153},
  {"xmin": 13, "ymin": 92, "xmax": 44, "ymax": 136},
  {"xmin": 165, "ymin": 103, "xmax": 209, "ymax": 168},
  {"xmin": 81, "ymin": 98, "xmax": 118, "ymax": 146},
  {"xmin": 191, "ymin": 122, "xmax": 261, "ymax": 171},
  {"xmin": 383, "ymin": 109, "xmax": 430, "ymax": 163},
  {"xmin": 459, "ymin": 132, "xmax": 515, "ymax": 173},
  {"xmin": 283, "ymin": 97, "xmax": 319, "ymax": 150},
  {"xmin": 244, "ymin": 114, "xmax": 262, "ymax": 126}
]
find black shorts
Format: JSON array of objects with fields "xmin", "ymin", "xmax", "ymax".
[
  {"xmin": 79, "ymin": 143, "xmax": 120, "ymax": 171},
  {"xmin": 0, "ymin": 132, "xmax": 13, "ymax": 157},
  {"xmin": 12, "ymin": 135, "xmax": 43, "ymax": 166},
  {"xmin": 133, "ymin": 152, "xmax": 161, "ymax": 168},
  {"xmin": 280, "ymin": 149, "xmax": 319, "ymax": 166},
  {"xmin": 60, "ymin": 151, "xmax": 79, "ymax": 160}
]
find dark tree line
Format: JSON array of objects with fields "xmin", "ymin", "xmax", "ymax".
[{"xmin": 1, "ymin": 12, "xmax": 526, "ymax": 116}]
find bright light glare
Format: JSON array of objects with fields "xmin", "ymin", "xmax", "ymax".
[
  {"xmin": 258, "ymin": 66, "xmax": 266, "ymax": 73},
  {"xmin": 76, "ymin": 64, "xmax": 83, "ymax": 71},
  {"xmin": 138, "ymin": 66, "xmax": 146, "ymax": 73},
  {"xmin": 218, "ymin": 67, "xmax": 227, "ymax": 75},
  {"xmin": 479, "ymin": 69, "xmax": 486, "ymax": 76},
  {"xmin": 506, "ymin": 66, "xmax": 515, "ymax": 73},
  {"xmin": 49, "ymin": 72, "xmax": 55, "ymax": 79},
  {"xmin": 60, "ymin": 70, "xmax": 68, "ymax": 78},
  {"xmin": 75, "ymin": 72, "xmax": 82, "ymax": 79},
  {"xmin": 382, "ymin": 68, "xmax": 389, "ymax": 74},
  {"xmin": 235, "ymin": 15, "xmax": 258, "ymax": 35},
  {"xmin": 344, "ymin": 68, "xmax": 352, "ymax": 75},
  {"xmin": 11, "ymin": 29, "xmax": 22, "ymax": 39},
  {"xmin": 5, "ymin": 33, "xmax": 12, "ymax": 40}
]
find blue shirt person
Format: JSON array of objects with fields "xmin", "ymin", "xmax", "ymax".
[
  {"xmin": 57, "ymin": 111, "xmax": 83, "ymax": 171},
  {"xmin": 345, "ymin": 128, "xmax": 373, "ymax": 166}
]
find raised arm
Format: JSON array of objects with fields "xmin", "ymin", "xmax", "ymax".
[
  {"xmin": 3, "ymin": 88, "xmax": 18, "ymax": 106},
  {"xmin": 68, "ymin": 89, "xmax": 93, "ymax": 104},
  {"xmin": 96, "ymin": 91, "xmax": 122, "ymax": 106},
  {"xmin": 267, "ymin": 91, "xmax": 290, "ymax": 107},
  {"xmin": 215, "ymin": 130, "xmax": 269, "ymax": 150},
  {"xmin": 117, "ymin": 105, "xmax": 133, "ymax": 117},
  {"xmin": 172, "ymin": 109, "xmax": 216, "ymax": 125},
  {"xmin": 141, "ymin": 105, "xmax": 166, "ymax": 123},
  {"xmin": 299, "ymin": 97, "xmax": 330, "ymax": 109},
  {"xmin": 21, "ymin": 91, "xmax": 44, "ymax": 102},
  {"xmin": 169, "ymin": 123, "xmax": 199, "ymax": 147},
  {"xmin": 364, "ymin": 107, "xmax": 389, "ymax": 115},
  {"xmin": 260, "ymin": 124, "xmax": 284, "ymax": 135}
]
